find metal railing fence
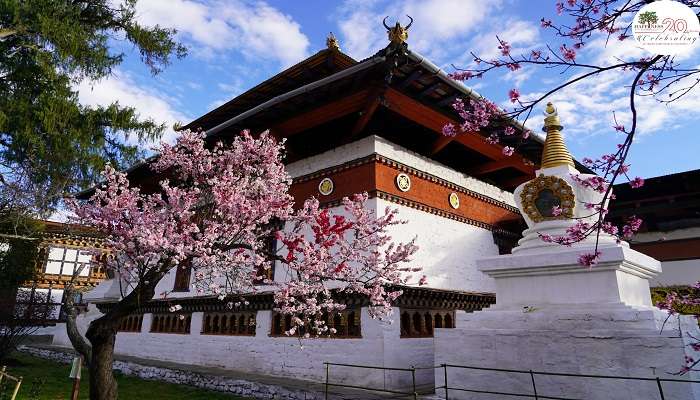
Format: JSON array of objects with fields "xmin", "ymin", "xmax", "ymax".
[
  {"xmin": 323, "ymin": 361, "xmax": 700, "ymax": 400},
  {"xmin": 436, "ymin": 363, "xmax": 700, "ymax": 400},
  {"xmin": 324, "ymin": 362, "xmax": 422, "ymax": 399}
]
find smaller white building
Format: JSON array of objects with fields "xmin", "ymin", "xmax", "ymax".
[{"xmin": 609, "ymin": 169, "xmax": 700, "ymax": 288}]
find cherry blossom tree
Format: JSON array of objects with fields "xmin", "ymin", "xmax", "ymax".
[
  {"xmin": 445, "ymin": 0, "xmax": 699, "ymax": 265},
  {"xmin": 68, "ymin": 130, "xmax": 421, "ymax": 400}
]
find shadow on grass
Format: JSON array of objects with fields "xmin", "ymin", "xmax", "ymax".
[{"xmin": 2, "ymin": 352, "xmax": 252, "ymax": 400}]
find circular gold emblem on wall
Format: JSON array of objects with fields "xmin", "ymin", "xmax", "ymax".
[
  {"xmin": 395, "ymin": 173, "xmax": 411, "ymax": 192},
  {"xmin": 448, "ymin": 192, "xmax": 460, "ymax": 209},
  {"xmin": 318, "ymin": 177, "xmax": 334, "ymax": 196},
  {"xmin": 520, "ymin": 175, "xmax": 575, "ymax": 223}
]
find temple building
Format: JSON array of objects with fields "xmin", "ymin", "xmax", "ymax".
[
  {"xmin": 11, "ymin": 221, "xmax": 106, "ymax": 330},
  {"xmin": 51, "ymin": 26, "xmax": 695, "ymax": 394},
  {"xmin": 610, "ymin": 169, "xmax": 700, "ymax": 287}
]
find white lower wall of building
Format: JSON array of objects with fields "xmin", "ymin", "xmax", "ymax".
[
  {"xmin": 380, "ymin": 199, "xmax": 499, "ymax": 293},
  {"xmin": 53, "ymin": 306, "xmax": 437, "ymax": 390},
  {"xmin": 651, "ymin": 259, "xmax": 700, "ymax": 287}
]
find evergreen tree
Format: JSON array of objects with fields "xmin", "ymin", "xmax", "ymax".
[{"xmin": 0, "ymin": 0, "xmax": 186, "ymax": 219}]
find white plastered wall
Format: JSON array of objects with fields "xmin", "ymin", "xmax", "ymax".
[{"xmin": 635, "ymin": 227, "xmax": 700, "ymax": 287}]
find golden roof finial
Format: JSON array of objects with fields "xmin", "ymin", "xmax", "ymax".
[
  {"xmin": 383, "ymin": 16, "xmax": 413, "ymax": 44},
  {"xmin": 541, "ymin": 102, "xmax": 575, "ymax": 169},
  {"xmin": 326, "ymin": 32, "xmax": 340, "ymax": 51}
]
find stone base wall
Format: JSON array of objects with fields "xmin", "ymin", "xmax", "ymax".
[{"xmin": 433, "ymin": 308, "xmax": 700, "ymax": 400}]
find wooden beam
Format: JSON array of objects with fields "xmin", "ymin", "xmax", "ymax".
[
  {"xmin": 272, "ymin": 89, "xmax": 370, "ymax": 137},
  {"xmin": 468, "ymin": 157, "xmax": 524, "ymax": 176},
  {"xmin": 347, "ymin": 90, "xmax": 384, "ymax": 141},
  {"xmin": 437, "ymin": 93, "xmax": 460, "ymax": 107},
  {"xmin": 429, "ymin": 135, "xmax": 454, "ymax": 155},
  {"xmin": 382, "ymin": 88, "xmax": 536, "ymax": 176},
  {"xmin": 399, "ymin": 70, "xmax": 423, "ymax": 89},
  {"xmin": 502, "ymin": 175, "xmax": 531, "ymax": 189},
  {"xmin": 419, "ymin": 81, "xmax": 442, "ymax": 98}
]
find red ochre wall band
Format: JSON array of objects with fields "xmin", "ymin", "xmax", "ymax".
[
  {"xmin": 289, "ymin": 154, "xmax": 521, "ymax": 234},
  {"xmin": 631, "ymin": 238, "xmax": 700, "ymax": 262}
]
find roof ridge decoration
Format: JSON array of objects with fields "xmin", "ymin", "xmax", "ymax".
[
  {"xmin": 383, "ymin": 15, "xmax": 413, "ymax": 45},
  {"xmin": 326, "ymin": 32, "xmax": 340, "ymax": 51},
  {"xmin": 541, "ymin": 102, "xmax": 574, "ymax": 169}
]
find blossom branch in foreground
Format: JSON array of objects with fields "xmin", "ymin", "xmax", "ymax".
[{"xmin": 442, "ymin": 0, "xmax": 691, "ymax": 264}]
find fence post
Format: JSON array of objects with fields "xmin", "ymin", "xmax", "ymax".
[
  {"xmin": 411, "ymin": 366, "xmax": 417, "ymax": 400},
  {"xmin": 656, "ymin": 377, "xmax": 666, "ymax": 400},
  {"xmin": 443, "ymin": 364, "xmax": 449, "ymax": 400},
  {"xmin": 11, "ymin": 377, "xmax": 22, "ymax": 400},
  {"xmin": 529, "ymin": 370, "xmax": 539, "ymax": 400},
  {"xmin": 324, "ymin": 363, "xmax": 329, "ymax": 400}
]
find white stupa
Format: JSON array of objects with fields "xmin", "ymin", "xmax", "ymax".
[{"xmin": 433, "ymin": 103, "xmax": 700, "ymax": 400}]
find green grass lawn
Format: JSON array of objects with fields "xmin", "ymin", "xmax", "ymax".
[{"xmin": 1, "ymin": 352, "xmax": 251, "ymax": 400}]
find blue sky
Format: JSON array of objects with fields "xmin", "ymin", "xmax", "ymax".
[{"xmin": 76, "ymin": 0, "xmax": 700, "ymax": 179}]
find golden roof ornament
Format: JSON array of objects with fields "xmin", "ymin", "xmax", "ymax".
[
  {"xmin": 540, "ymin": 102, "xmax": 575, "ymax": 169},
  {"xmin": 326, "ymin": 32, "xmax": 340, "ymax": 51},
  {"xmin": 383, "ymin": 15, "xmax": 413, "ymax": 44}
]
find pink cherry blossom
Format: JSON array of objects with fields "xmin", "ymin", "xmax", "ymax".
[
  {"xmin": 71, "ymin": 129, "xmax": 421, "ymax": 338},
  {"xmin": 560, "ymin": 44, "xmax": 577, "ymax": 62},
  {"xmin": 630, "ymin": 177, "xmax": 644, "ymax": 188},
  {"xmin": 508, "ymin": 89, "xmax": 521, "ymax": 103},
  {"xmin": 577, "ymin": 251, "xmax": 601, "ymax": 268}
]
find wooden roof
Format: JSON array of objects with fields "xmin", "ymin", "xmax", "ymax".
[
  {"xmin": 82, "ymin": 41, "xmax": 593, "ymax": 198},
  {"xmin": 609, "ymin": 169, "xmax": 700, "ymax": 232}
]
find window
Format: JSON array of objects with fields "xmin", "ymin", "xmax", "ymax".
[
  {"xmin": 45, "ymin": 246, "xmax": 92, "ymax": 277},
  {"xmin": 150, "ymin": 313, "xmax": 191, "ymax": 334},
  {"xmin": 254, "ymin": 220, "xmax": 283, "ymax": 284},
  {"xmin": 400, "ymin": 309, "xmax": 455, "ymax": 338},
  {"xmin": 13, "ymin": 287, "xmax": 63, "ymax": 324},
  {"xmin": 270, "ymin": 309, "xmax": 361, "ymax": 338},
  {"xmin": 172, "ymin": 262, "xmax": 191, "ymax": 292},
  {"xmin": 117, "ymin": 314, "xmax": 143, "ymax": 332},
  {"xmin": 202, "ymin": 312, "xmax": 256, "ymax": 336}
]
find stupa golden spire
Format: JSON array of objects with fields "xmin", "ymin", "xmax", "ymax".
[{"xmin": 540, "ymin": 102, "xmax": 574, "ymax": 169}]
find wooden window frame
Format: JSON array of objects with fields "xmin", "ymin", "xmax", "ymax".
[
  {"xmin": 400, "ymin": 309, "xmax": 455, "ymax": 338},
  {"xmin": 117, "ymin": 314, "xmax": 144, "ymax": 332},
  {"xmin": 269, "ymin": 308, "xmax": 362, "ymax": 339},
  {"xmin": 172, "ymin": 262, "xmax": 192, "ymax": 292},
  {"xmin": 201, "ymin": 311, "xmax": 257, "ymax": 336},
  {"xmin": 150, "ymin": 313, "xmax": 191, "ymax": 334}
]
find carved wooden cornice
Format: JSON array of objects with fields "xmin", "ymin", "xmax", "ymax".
[{"xmin": 96, "ymin": 286, "xmax": 496, "ymax": 315}]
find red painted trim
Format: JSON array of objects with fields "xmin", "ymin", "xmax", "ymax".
[{"xmin": 632, "ymin": 238, "xmax": 700, "ymax": 261}]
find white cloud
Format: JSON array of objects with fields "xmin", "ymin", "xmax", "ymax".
[
  {"xmin": 134, "ymin": 0, "xmax": 310, "ymax": 67},
  {"xmin": 336, "ymin": 0, "xmax": 505, "ymax": 62},
  {"xmin": 519, "ymin": 64, "xmax": 700, "ymax": 143},
  {"xmin": 77, "ymin": 70, "xmax": 191, "ymax": 144}
]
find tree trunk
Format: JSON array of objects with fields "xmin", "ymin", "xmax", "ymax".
[
  {"xmin": 64, "ymin": 283, "xmax": 92, "ymax": 365},
  {"xmin": 85, "ymin": 316, "xmax": 118, "ymax": 400},
  {"xmin": 81, "ymin": 270, "xmax": 162, "ymax": 400}
]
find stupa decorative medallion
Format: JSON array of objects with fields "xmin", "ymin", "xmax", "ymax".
[{"xmin": 520, "ymin": 175, "xmax": 575, "ymax": 222}]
